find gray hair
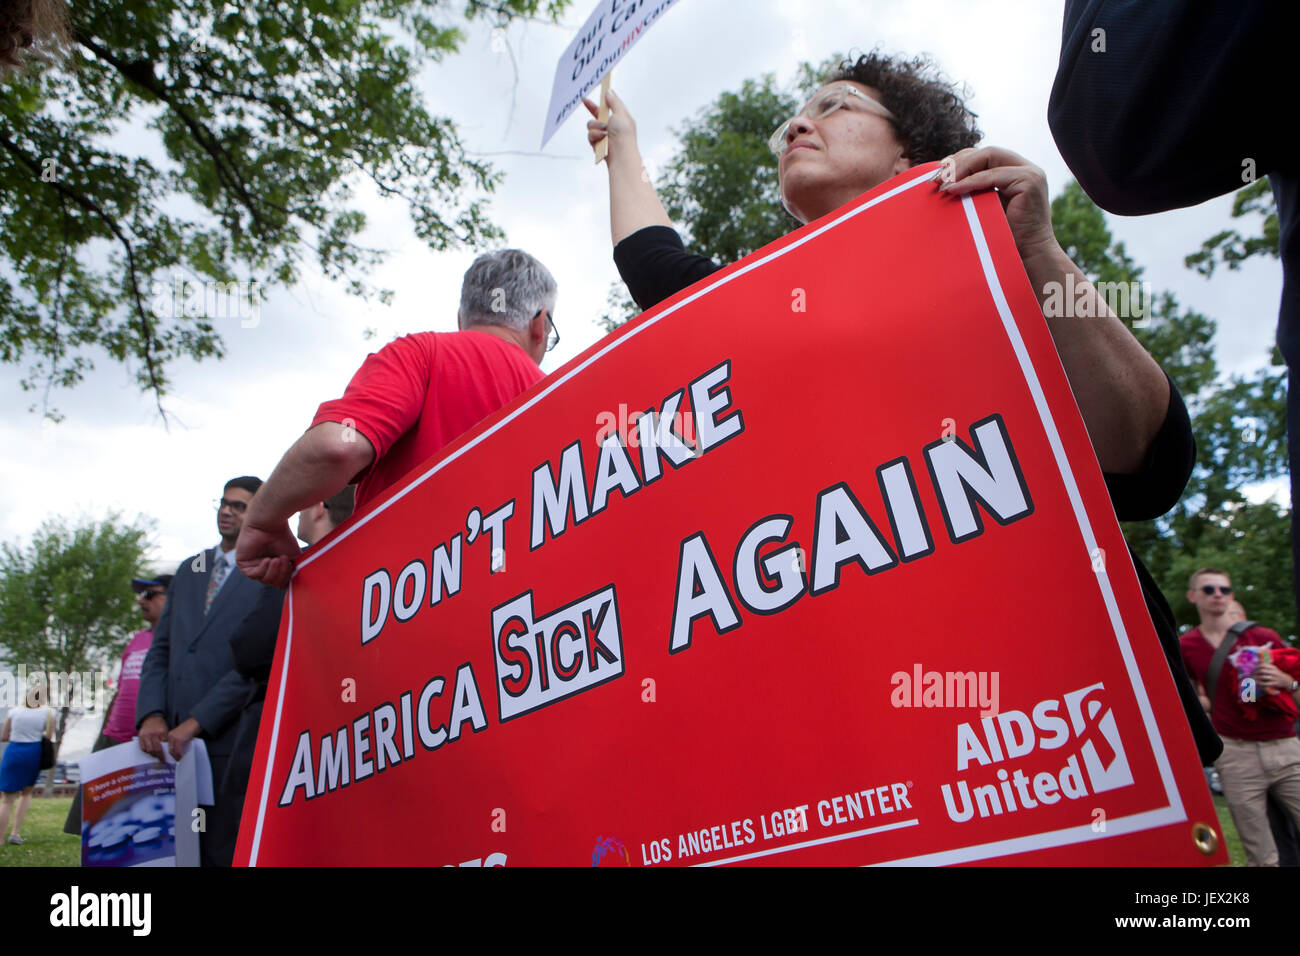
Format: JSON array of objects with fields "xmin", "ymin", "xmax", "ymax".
[{"xmin": 459, "ymin": 249, "xmax": 557, "ymax": 331}]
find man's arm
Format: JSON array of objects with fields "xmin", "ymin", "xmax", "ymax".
[
  {"xmin": 1254, "ymin": 664, "xmax": 1300, "ymax": 705},
  {"xmin": 170, "ymin": 668, "xmax": 253, "ymax": 755},
  {"xmin": 241, "ymin": 334, "xmax": 434, "ymax": 586},
  {"xmin": 237, "ymin": 423, "xmax": 375, "ymax": 588},
  {"xmin": 1254, "ymin": 632, "xmax": 1300, "ymax": 705},
  {"xmin": 230, "ymin": 585, "xmax": 287, "ymax": 681},
  {"xmin": 1049, "ymin": 0, "xmax": 1288, "ymax": 214}
]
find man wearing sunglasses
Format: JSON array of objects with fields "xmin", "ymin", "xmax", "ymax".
[
  {"xmin": 238, "ymin": 249, "xmax": 557, "ymax": 589},
  {"xmin": 1180, "ymin": 568, "xmax": 1300, "ymax": 866}
]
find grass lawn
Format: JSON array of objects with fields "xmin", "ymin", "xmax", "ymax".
[
  {"xmin": 0, "ymin": 796, "xmax": 80, "ymax": 867},
  {"xmin": 1213, "ymin": 795, "xmax": 1248, "ymax": 866},
  {"xmin": 0, "ymin": 794, "xmax": 1256, "ymax": 867}
]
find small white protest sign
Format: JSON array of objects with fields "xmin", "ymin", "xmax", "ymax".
[{"xmin": 540, "ymin": 0, "xmax": 682, "ymax": 148}]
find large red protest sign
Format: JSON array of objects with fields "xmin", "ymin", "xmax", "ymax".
[{"xmin": 235, "ymin": 164, "xmax": 1225, "ymax": 866}]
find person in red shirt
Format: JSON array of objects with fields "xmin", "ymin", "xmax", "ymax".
[
  {"xmin": 237, "ymin": 249, "xmax": 557, "ymax": 587},
  {"xmin": 1180, "ymin": 568, "xmax": 1300, "ymax": 866}
]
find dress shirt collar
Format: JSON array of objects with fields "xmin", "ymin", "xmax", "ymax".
[{"xmin": 212, "ymin": 543, "xmax": 236, "ymax": 572}]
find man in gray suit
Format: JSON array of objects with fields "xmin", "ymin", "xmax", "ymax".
[{"xmin": 136, "ymin": 475, "xmax": 263, "ymax": 866}]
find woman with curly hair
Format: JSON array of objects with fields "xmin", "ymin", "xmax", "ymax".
[
  {"xmin": 585, "ymin": 51, "xmax": 1220, "ymax": 767},
  {"xmin": 587, "ymin": 51, "xmax": 1169, "ymax": 475}
]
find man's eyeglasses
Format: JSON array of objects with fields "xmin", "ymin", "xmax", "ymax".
[
  {"xmin": 1200, "ymin": 585, "xmax": 1233, "ymax": 595},
  {"xmin": 536, "ymin": 309, "xmax": 559, "ymax": 353},
  {"xmin": 140, "ymin": 589, "xmax": 167, "ymax": 600},
  {"xmin": 768, "ymin": 84, "xmax": 897, "ymax": 156},
  {"xmin": 213, "ymin": 498, "xmax": 248, "ymax": 514}
]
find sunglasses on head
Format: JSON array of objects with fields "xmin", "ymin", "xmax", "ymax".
[{"xmin": 1200, "ymin": 585, "xmax": 1232, "ymax": 595}]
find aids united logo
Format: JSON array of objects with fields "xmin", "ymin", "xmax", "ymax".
[
  {"xmin": 1064, "ymin": 683, "xmax": 1133, "ymax": 793},
  {"xmin": 941, "ymin": 681, "xmax": 1133, "ymax": 822},
  {"xmin": 592, "ymin": 835, "xmax": 631, "ymax": 866}
]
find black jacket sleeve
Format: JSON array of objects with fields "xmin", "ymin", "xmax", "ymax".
[
  {"xmin": 1048, "ymin": 0, "xmax": 1295, "ymax": 214},
  {"xmin": 229, "ymin": 584, "xmax": 287, "ymax": 684},
  {"xmin": 613, "ymin": 226, "xmax": 722, "ymax": 312},
  {"xmin": 1102, "ymin": 371, "xmax": 1196, "ymax": 522}
]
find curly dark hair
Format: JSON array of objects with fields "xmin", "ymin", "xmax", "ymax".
[
  {"xmin": 0, "ymin": 0, "xmax": 68, "ymax": 74},
  {"xmin": 826, "ymin": 51, "xmax": 981, "ymax": 162}
]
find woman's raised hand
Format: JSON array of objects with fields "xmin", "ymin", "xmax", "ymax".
[
  {"xmin": 584, "ymin": 87, "xmax": 637, "ymax": 163},
  {"xmin": 583, "ymin": 87, "xmax": 672, "ymax": 245}
]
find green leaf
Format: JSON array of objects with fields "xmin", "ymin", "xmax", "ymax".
[{"xmin": 0, "ymin": 0, "xmax": 571, "ymax": 418}]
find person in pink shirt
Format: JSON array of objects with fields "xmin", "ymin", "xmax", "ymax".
[
  {"xmin": 102, "ymin": 575, "xmax": 172, "ymax": 742},
  {"xmin": 63, "ymin": 573, "xmax": 172, "ymax": 835}
]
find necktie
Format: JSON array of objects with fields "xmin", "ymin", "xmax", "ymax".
[{"xmin": 204, "ymin": 555, "xmax": 230, "ymax": 615}]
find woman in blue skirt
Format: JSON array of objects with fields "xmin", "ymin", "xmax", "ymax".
[{"xmin": 0, "ymin": 689, "xmax": 54, "ymax": 846}]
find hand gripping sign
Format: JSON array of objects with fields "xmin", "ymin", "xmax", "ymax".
[{"xmin": 236, "ymin": 164, "xmax": 1225, "ymax": 867}]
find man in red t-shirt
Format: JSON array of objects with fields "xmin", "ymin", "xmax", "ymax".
[
  {"xmin": 1179, "ymin": 567, "xmax": 1300, "ymax": 865},
  {"xmin": 237, "ymin": 249, "xmax": 556, "ymax": 587}
]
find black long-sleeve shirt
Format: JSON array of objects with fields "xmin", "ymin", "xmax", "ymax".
[{"xmin": 614, "ymin": 223, "xmax": 1222, "ymax": 765}]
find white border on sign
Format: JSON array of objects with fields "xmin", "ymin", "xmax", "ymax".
[
  {"xmin": 249, "ymin": 167, "xmax": 1188, "ymax": 867},
  {"xmin": 247, "ymin": 584, "xmax": 292, "ymax": 865}
]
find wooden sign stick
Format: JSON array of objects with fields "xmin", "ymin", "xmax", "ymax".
[{"xmin": 594, "ymin": 72, "xmax": 612, "ymax": 164}]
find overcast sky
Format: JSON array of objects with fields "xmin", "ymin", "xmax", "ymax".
[{"xmin": 3, "ymin": 0, "xmax": 1286, "ymax": 578}]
